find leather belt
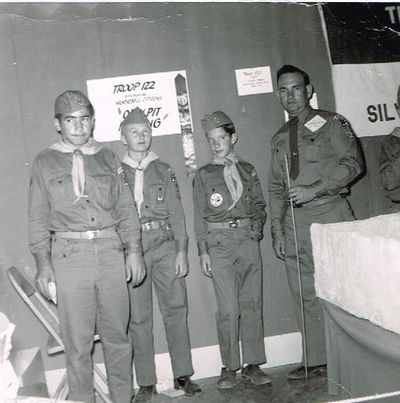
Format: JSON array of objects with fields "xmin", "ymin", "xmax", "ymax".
[
  {"xmin": 293, "ymin": 195, "xmax": 341, "ymax": 209},
  {"xmin": 54, "ymin": 228, "xmax": 118, "ymax": 240},
  {"xmin": 207, "ymin": 218, "xmax": 251, "ymax": 229},
  {"xmin": 141, "ymin": 219, "xmax": 169, "ymax": 231}
]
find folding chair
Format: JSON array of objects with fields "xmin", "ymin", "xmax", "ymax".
[{"xmin": 7, "ymin": 266, "xmax": 111, "ymax": 403}]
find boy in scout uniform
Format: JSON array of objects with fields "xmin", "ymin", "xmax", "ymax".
[
  {"xmin": 120, "ymin": 107, "xmax": 201, "ymax": 402},
  {"xmin": 29, "ymin": 90, "xmax": 145, "ymax": 403},
  {"xmin": 380, "ymin": 85, "xmax": 400, "ymax": 212},
  {"xmin": 193, "ymin": 111, "xmax": 271, "ymax": 389},
  {"xmin": 269, "ymin": 65, "xmax": 363, "ymax": 380}
]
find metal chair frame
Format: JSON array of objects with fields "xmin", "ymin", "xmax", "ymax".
[{"xmin": 7, "ymin": 266, "xmax": 111, "ymax": 402}]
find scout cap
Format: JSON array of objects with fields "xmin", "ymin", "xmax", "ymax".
[
  {"xmin": 54, "ymin": 90, "xmax": 93, "ymax": 116},
  {"xmin": 201, "ymin": 111, "xmax": 233, "ymax": 133},
  {"xmin": 120, "ymin": 107, "xmax": 150, "ymax": 131}
]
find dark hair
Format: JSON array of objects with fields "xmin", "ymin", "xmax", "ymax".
[{"xmin": 277, "ymin": 65, "xmax": 310, "ymax": 86}]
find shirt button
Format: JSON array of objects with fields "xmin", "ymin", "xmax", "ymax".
[
  {"xmin": 86, "ymin": 200, "xmax": 90, "ymax": 203},
  {"xmin": 145, "ymin": 205, "xmax": 149, "ymax": 209},
  {"xmin": 91, "ymin": 217, "xmax": 95, "ymax": 222}
]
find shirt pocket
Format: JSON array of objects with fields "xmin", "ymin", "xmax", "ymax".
[
  {"xmin": 48, "ymin": 173, "xmax": 75, "ymax": 207},
  {"xmin": 302, "ymin": 133, "xmax": 323, "ymax": 163},
  {"xmin": 205, "ymin": 181, "xmax": 230, "ymax": 212},
  {"xmin": 93, "ymin": 172, "xmax": 118, "ymax": 209},
  {"xmin": 148, "ymin": 179, "xmax": 168, "ymax": 214}
]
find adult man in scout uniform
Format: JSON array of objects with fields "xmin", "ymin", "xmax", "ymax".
[
  {"xmin": 269, "ymin": 65, "xmax": 364, "ymax": 380},
  {"xmin": 120, "ymin": 107, "xmax": 201, "ymax": 402},
  {"xmin": 380, "ymin": 85, "xmax": 400, "ymax": 212},
  {"xmin": 193, "ymin": 111, "xmax": 271, "ymax": 389},
  {"xmin": 29, "ymin": 90, "xmax": 145, "ymax": 403}
]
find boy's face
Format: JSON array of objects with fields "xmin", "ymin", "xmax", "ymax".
[
  {"xmin": 54, "ymin": 107, "xmax": 94, "ymax": 147},
  {"xmin": 206, "ymin": 127, "xmax": 237, "ymax": 159},
  {"xmin": 122, "ymin": 122, "xmax": 152, "ymax": 153}
]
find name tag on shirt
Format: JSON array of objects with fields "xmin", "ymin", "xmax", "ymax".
[{"xmin": 305, "ymin": 115, "xmax": 327, "ymax": 132}]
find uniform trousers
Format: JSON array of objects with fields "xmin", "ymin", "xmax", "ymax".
[
  {"xmin": 207, "ymin": 227, "xmax": 266, "ymax": 371},
  {"xmin": 283, "ymin": 197, "xmax": 355, "ymax": 367},
  {"xmin": 129, "ymin": 227, "xmax": 193, "ymax": 386},
  {"xmin": 52, "ymin": 236, "xmax": 132, "ymax": 403}
]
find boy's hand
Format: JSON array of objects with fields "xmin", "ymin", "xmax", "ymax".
[
  {"xmin": 126, "ymin": 252, "xmax": 146, "ymax": 286},
  {"xmin": 35, "ymin": 265, "xmax": 56, "ymax": 300},
  {"xmin": 200, "ymin": 253, "xmax": 212, "ymax": 278},
  {"xmin": 272, "ymin": 232, "xmax": 285, "ymax": 260},
  {"xmin": 175, "ymin": 251, "xmax": 189, "ymax": 278}
]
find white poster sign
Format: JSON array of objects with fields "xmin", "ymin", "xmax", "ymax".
[
  {"xmin": 235, "ymin": 66, "xmax": 273, "ymax": 96},
  {"xmin": 332, "ymin": 63, "xmax": 400, "ymax": 137},
  {"xmin": 87, "ymin": 70, "xmax": 189, "ymax": 142}
]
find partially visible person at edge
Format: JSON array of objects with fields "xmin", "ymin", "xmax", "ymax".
[
  {"xmin": 120, "ymin": 107, "xmax": 201, "ymax": 403},
  {"xmin": 193, "ymin": 111, "xmax": 272, "ymax": 390},
  {"xmin": 268, "ymin": 65, "xmax": 364, "ymax": 380},
  {"xmin": 380, "ymin": 85, "xmax": 400, "ymax": 213},
  {"xmin": 29, "ymin": 90, "xmax": 145, "ymax": 403}
]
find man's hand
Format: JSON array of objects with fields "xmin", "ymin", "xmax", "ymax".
[
  {"xmin": 288, "ymin": 184, "xmax": 319, "ymax": 205},
  {"xmin": 200, "ymin": 253, "xmax": 212, "ymax": 278},
  {"xmin": 272, "ymin": 232, "xmax": 286, "ymax": 260},
  {"xmin": 126, "ymin": 252, "xmax": 146, "ymax": 286},
  {"xmin": 175, "ymin": 251, "xmax": 189, "ymax": 278},
  {"xmin": 35, "ymin": 265, "xmax": 55, "ymax": 300}
]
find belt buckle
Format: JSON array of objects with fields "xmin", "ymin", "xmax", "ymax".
[
  {"xmin": 228, "ymin": 219, "xmax": 238, "ymax": 228},
  {"xmin": 142, "ymin": 222, "xmax": 152, "ymax": 231},
  {"xmin": 87, "ymin": 230, "xmax": 99, "ymax": 240}
]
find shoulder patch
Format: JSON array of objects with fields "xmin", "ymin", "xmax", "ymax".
[
  {"xmin": 168, "ymin": 168, "xmax": 181, "ymax": 199},
  {"xmin": 334, "ymin": 114, "xmax": 355, "ymax": 138}
]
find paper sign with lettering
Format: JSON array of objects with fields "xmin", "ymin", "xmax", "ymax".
[
  {"xmin": 87, "ymin": 70, "xmax": 190, "ymax": 141},
  {"xmin": 235, "ymin": 66, "xmax": 273, "ymax": 96}
]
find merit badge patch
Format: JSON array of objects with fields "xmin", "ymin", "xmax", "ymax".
[
  {"xmin": 305, "ymin": 115, "xmax": 327, "ymax": 132},
  {"xmin": 210, "ymin": 193, "xmax": 223, "ymax": 207}
]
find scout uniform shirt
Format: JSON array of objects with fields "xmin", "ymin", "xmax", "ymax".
[
  {"xmin": 29, "ymin": 146, "xmax": 141, "ymax": 265},
  {"xmin": 269, "ymin": 108, "xmax": 363, "ymax": 238},
  {"xmin": 122, "ymin": 158, "xmax": 188, "ymax": 246},
  {"xmin": 193, "ymin": 160, "xmax": 266, "ymax": 254},
  {"xmin": 380, "ymin": 132, "xmax": 400, "ymax": 204}
]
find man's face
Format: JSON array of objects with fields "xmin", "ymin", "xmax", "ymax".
[
  {"xmin": 206, "ymin": 127, "xmax": 237, "ymax": 159},
  {"xmin": 277, "ymin": 72, "xmax": 313, "ymax": 117},
  {"xmin": 54, "ymin": 108, "xmax": 94, "ymax": 147},
  {"xmin": 122, "ymin": 122, "xmax": 152, "ymax": 153}
]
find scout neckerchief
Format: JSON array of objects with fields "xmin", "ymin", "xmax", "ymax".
[
  {"xmin": 212, "ymin": 151, "xmax": 243, "ymax": 210},
  {"xmin": 122, "ymin": 151, "xmax": 159, "ymax": 216},
  {"xmin": 49, "ymin": 137, "xmax": 103, "ymax": 204}
]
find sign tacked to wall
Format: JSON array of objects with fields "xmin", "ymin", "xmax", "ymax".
[
  {"xmin": 321, "ymin": 3, "xmax": 400, "ymax": 137},
  {"xmin": 87, "ymin": 70, "xmax": 197, "ymax": 174},
  {"xmin": 87, "ymin": 70, "xmax": 193, "ymax": 141}
]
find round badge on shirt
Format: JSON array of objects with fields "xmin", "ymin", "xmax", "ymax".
[{"xmin": 210, "ymin": 193, "xmax": 223, "ymax": 207}]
